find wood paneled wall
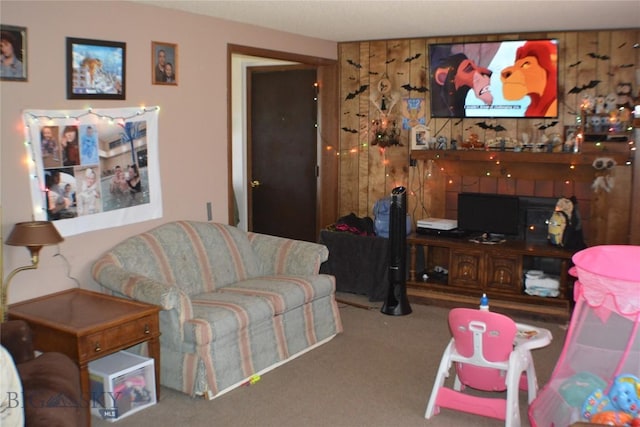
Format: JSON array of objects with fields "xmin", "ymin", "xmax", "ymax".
[{"xmin": 338, "ymin": 29, "xmax": 639, "ymax": 245}]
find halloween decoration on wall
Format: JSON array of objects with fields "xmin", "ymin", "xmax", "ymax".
[
  {"xmin": 370, "ymin": 74, "xmax": 402, "ymax": 147},
  {"xmin": 569, "ymin": 80, "xmax": 601, "ymax": 94},
  {"xmin": 591, "ymin": 157, "xmax": 617, "ymax": 193}
]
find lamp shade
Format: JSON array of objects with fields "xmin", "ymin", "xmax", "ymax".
[{"xmin": 5, "ymin": 221, "xmax": 64, "ymax": 247}]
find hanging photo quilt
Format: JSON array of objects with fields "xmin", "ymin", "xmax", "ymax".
[{"xmin": 22, "ymin": 106, "xmax": 163, "ymax": 237}]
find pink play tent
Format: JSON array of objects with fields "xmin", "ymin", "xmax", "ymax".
[{"xmin": 529, "ymin": 245, "xmax": 640, "ymax": 426}]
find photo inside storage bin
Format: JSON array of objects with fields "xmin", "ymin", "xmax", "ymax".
[{"xmin": 89, "ymin": 351, "xmax": 156, "ymax": 422}]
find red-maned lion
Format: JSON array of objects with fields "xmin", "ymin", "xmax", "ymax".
[{"xmin": 500, "ymin": 40, "xmax": 558, "ymax": 117}]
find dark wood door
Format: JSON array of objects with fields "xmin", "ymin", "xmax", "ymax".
[{"xmin": 248, "ymin": 66, "xmax": 318, "ymax": 242}]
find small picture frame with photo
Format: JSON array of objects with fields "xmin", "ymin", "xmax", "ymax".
[
  {"xmin": 564, "ymin": 125, "xmax": 579, "ymax": 152},
  {"xmin": 410, "ymin": 124, "xmax": 430, "ymax": 150},
  {"xmin": 151, "ymin": 41, "xmax": 177, "ymax": 85},
  {"xmin": 0, "ymin": 24, "xmax": 27, "ymax": 81}
]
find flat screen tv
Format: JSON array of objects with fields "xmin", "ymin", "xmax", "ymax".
[
  {"xmin": 457, "ymin": 192, "xmax": 520, "ymax": 237},
  {"xmin": 429, "ymin": 39, "xmax": 558, "ymax": 118}
]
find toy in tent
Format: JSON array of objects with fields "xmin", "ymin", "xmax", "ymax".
[{"xmin": 529, "ymin": 245, "xmax": 640, "ymax": 427}]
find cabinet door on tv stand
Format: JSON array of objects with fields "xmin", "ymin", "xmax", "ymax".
[
  {"xmin": 485, "ymin": 254, "xmax": 522, "ymax": 293},
  {"xmin": 449, "ymin": 249, "xmax": 484, "ymax": 289}
]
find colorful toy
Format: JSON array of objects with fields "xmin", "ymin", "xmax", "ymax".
[{"xmin": 582, "ymin": 374, "xmax": 640, "ymax": 426}]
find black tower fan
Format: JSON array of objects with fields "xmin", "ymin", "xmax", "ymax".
[{"xmin": 381, "ymin": 186, "xmax": 412, "ymax": 316}]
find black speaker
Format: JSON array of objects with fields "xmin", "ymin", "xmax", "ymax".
[{"xmin": 381, "ymin": 186, "xmax": 412, "ymax": 316}]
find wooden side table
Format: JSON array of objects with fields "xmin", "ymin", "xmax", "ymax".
[{"xmin": 8, "ymin": 288, "xmax": 161, "ymax": 423}]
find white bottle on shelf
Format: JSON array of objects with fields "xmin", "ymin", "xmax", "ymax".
[{"xmin": 479, "ymin": 293, "xmax": 489, "ymax": 311}]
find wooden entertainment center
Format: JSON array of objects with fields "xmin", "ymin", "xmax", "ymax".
[{"xmin": 406, "ymin": 233, "xmax": 575, "ymax": 320}]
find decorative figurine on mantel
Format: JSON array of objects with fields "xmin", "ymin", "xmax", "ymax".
[{"xmin": 564, "ymin": 129, "xmax": 577, "ymax": 152}]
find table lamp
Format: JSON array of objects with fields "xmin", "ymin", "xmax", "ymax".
[{"xmin": 1, "ymin": 221, "xmax": 64, "ymax": 321}]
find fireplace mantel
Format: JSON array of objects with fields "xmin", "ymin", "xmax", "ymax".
[{"xmin": 410, "ymin": 149, "xmax": 632, "ymax": 166}]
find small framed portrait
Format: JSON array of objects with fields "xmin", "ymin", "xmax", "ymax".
[
  {"xmin": 0, "ymin": 24, "xmax": 27, "ymax": 81},
  {"xmin": 410, "ymin": 124, "xmax": 430, "ymax": 150},
  {"xmin": 564, "ymin": 125, "xmax": 579, "ymax": 152},
  {"xmin": 151, "ymin": 41, "xmax": 177, "ymax": 85},
  {"xmin": 66, "ymin": 37, "xmax": 126, "ymax": 100}
]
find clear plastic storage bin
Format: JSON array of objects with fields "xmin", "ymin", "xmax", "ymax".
[{"xmin": 89, "ymin": 351, "xmax": 156, "ymax": 422}]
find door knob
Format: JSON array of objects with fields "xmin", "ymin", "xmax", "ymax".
[{"xmin": 251, "ymin": 180, "xmax": 261, "ymax": 188}]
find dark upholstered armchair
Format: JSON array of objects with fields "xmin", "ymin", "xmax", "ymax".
[{"xmin": 1, "ymin": 320, "xmax": 87, "ymax": 427}]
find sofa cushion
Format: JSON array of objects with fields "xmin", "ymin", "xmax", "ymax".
[
  {"xmin": 219, "ymin": 274, "xmax": 335, "ymax": 315},
  {"xmin": 187, "ymin": 292, "xmax": 276, "ymax": 342},
  {"xmin": 106, "ymin": 221, "xmax": 263, "ymax": 295}
]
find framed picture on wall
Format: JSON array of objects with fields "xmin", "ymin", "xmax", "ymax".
[
  {"xmin": 66, "ymin": 37, "xmax": 126, "ymax": 100},
  {"xmin": 410, "ymin": 124, "xmax": 430, "ymax": 150},
  {"xmin": 0, "ymin": 24, "xmax": 27, "ymax": 81},
  {"xmin": 151, "ymin": 41, "xmax": 177, "ymax": 85}
]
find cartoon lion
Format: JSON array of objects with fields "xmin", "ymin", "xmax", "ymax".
[
  {"xmin": 500, "ymin": 40, "xmax": 558, "ymax": 117},
  {"xmin": 431, "ymin": 53, "xmax": 494, "ymax": 117}
]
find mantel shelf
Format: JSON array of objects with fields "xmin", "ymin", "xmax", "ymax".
[{"xmin": 410, "ymin": 149, "xmax": 632, "ymax": 165}]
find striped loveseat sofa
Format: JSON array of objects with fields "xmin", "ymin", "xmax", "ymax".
[{"xmin": 92, "ymin": 220, "xmax": 343, "ymax": 399}]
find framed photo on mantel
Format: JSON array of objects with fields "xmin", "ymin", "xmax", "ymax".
[{"xmin": 411, "ymin": 124, "xmax": 431, "ymax": 150}]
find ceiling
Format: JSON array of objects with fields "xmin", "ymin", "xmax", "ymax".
[{"xmin": 132, "ymin": 0, "xmax": 640, "ymax": 42}]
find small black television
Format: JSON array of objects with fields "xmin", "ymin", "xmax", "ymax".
[
  {"xmin": 429, "ymin": 39, "xmax": 558, "ymax": 118},
  {"xmin": 457, "ymin": 192, "xmax": 520, "ymax": 237}
]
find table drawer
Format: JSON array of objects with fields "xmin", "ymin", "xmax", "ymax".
[{"xmin": 80, "ymin": 315, "xmax": 158, "ymax": 358}]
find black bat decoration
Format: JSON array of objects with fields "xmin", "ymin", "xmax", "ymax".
[
  {"xmin": 618, "ymin": 42, "xmax": 627, "ymax": 48},
  {"xmin": 475, "ymin": 122, "xmax": 506, "ymax": 132},
  {"xmin": 568, "ymin": 80, "xmax": 601, "ymax": 94},
  {"xmin": 345, "ymin": 84, "xmax": 368, "ymax": 100},
  {"xmin": 401, "ymin": 84, "xmax": 428, "ymax": 93},
  {"xmin": 587, "ymin": 52, "xmax": 610, "ymax": 60},
  {"xmin": 536, "ymin": 121, "xmax": 558, "ymax": 130},
  {"xmin": 385, "ymin": 58, "xmax": 396, "ymax": 64},
  {"xmin": 341, "ymin": 127, "xmax": 358, "ymax": 134},
  {"xmin": 346, "ymin": 59, "xmax": 362, "ymax": 69},
  {"xmin": 369, "ymin": 71, "xmax": 379, "ymax": 75},
  {"xmin": 404, "ymin": 53, "xmax": 422, "ymax": 63},
  {"xmin": 569, "ymin": 60, "xmax": 582, "ymax": 68},
  {"xmin": 620, "ymin": 63, "xmax": 634, "ymax": 68}
]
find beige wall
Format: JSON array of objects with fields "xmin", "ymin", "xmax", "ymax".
[{"xmin": 0, "ymin": 1, "xmax": 337, "ymax": 304}]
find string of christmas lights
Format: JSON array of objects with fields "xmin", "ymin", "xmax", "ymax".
[{"xmin": 22, "ymin": 106, "xmax": 160, "ymax": 219}]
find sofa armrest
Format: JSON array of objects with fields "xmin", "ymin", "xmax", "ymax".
[
  {"xmin": 248, "ymin": 233, "xmax": 329, "ymax": 276},
  {"xmin": 0, "ymin": 320, "xmax": 34, "ymax": 364},
  {"xmin": 92, "ymin": 261, "xmax": 194, "ymax": 321}
]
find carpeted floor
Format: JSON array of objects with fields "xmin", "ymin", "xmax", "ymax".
[{"xmin": 93, "ymin": 293, "xmax": 568, "ymax": 426}]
